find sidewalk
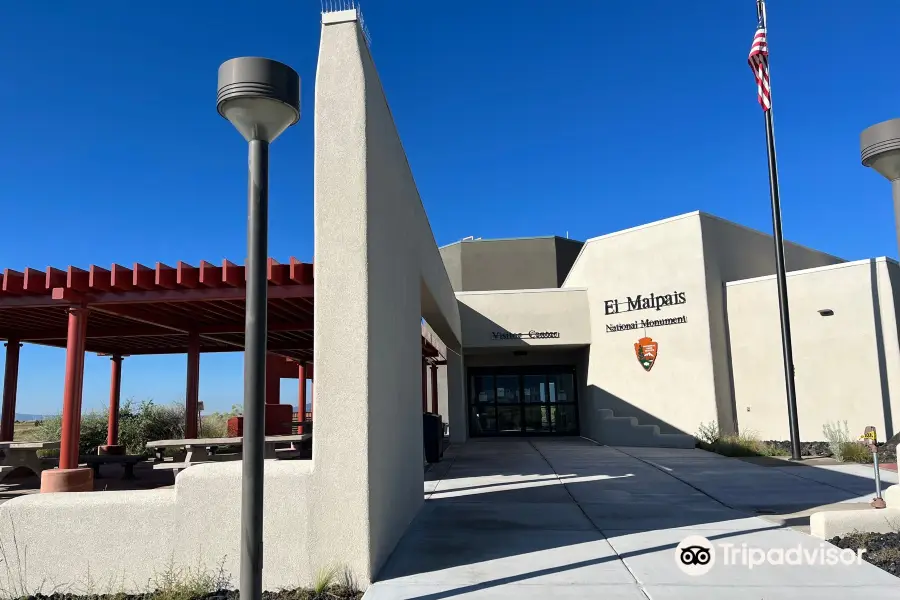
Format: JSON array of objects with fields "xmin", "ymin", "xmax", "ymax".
[{"xmin": 364, "ymin": 438, "xmax": 900, "ymax": 599}]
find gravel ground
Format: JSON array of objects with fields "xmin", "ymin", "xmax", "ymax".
[
  {"xmin": 22, "ymin": 590, "xmax": 362, "ymax": 600},
  {"xmin": 830, "ymin": 532, "xmax": 900, "ymax": 576},
  {"xmin": 761, "ymin": 441, "xmax": 833, "ymax": 457},
  {"xmin": 761, "ymin": 440, "xmax": 899, "ymax": 462}
]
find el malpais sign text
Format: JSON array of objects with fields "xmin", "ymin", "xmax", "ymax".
[{"xmin": 605, "ymin": 290, "xmax": 688, "ymax": 333}]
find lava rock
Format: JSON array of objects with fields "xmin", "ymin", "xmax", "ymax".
[
  {"xmin": 761, "ymin": 441, "xmax": 832, "ymax": 457},
  {"xmin": 25, "ymin": 589, "xmax": 363, "ymax": 600},
  {"xmin": 829, "ymin": 532, "xmax": 900, "ymax": 577}
]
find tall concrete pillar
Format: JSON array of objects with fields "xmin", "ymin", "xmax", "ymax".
[
  {"xmin": 312, "ymin": 7, "xmax": 461, "ymax": 585},
  {"xmin": 446, "ymin": 350, "xmax": 467, "ymax": 444}
]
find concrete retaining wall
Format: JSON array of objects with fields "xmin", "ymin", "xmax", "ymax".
[{"xmin": 0, "ymin": 462, "xmax": 312, "ymax": 594}]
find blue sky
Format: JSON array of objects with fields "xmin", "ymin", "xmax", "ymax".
[{"xmin": 1, "ymin": 0, "xmax": 898, "ymax": 415}]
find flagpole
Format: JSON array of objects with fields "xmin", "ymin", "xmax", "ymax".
[{"xmin": 758, "ymin": 0, "xmax": 802, "ymax": 461}]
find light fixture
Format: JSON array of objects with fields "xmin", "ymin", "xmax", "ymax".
[
  {"xmin": 861, "ymin": 118, "xmax": 900, "ymax": 256},
  {"xmin": 217, "ymin": 56, "xmax": 300, "ymax": 600}
]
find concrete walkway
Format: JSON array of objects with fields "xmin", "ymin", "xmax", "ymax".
[{"xmin": 364, "ymin": 438, "xmax": 900, "ymax": 599}]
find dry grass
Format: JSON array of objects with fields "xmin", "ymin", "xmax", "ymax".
[
  {"xmin": 11, "ymin": 421, "xmax": 44, "ymax": 443},
  {"xmin": 149, "ymin": 557, "xmax": 230, "ymax": 600},
  {"xmin": 840, "ymin": 441, "xmax": 873, "ymax": 463},
  {"xmin": 696, "ymin": 421, "xmax": 788, "ymax": 457}
]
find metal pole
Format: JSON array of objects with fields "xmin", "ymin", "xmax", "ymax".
[
  {"xmin": 892, "ymin": 180, "xmax": 900, "ymax": 258},
  {"xmin": 759, "ymin": 0, "xmax": 802, "ymax": 461},
  {"xmin": 241, "ymin": 138, "xmax": 269, "ymax": 600},
  {"xmin": 874, "ymin": 448, "xmax": 883, "ymax": 499}
]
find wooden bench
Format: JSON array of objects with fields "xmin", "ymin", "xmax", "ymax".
[
  {"xmin": 79, "ymin": 454, "xmax": 144, "ymax": 480},
  {"xmin": 0, "ymin": 441, "xmax": 60, "ymax": 482},
  {"xmin": 147, "ymin": 434, "xmax": 312, "ymax": 475}
]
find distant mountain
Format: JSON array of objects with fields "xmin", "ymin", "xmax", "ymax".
[{"xmin": 15, "ymin": 413, "xmax": 50, "ymax": 422}]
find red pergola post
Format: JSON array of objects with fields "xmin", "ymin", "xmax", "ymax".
[
  {"xmin": 421, "ymin": 358, "xmax": 428, "ymax": 413},
  {"xmin": 265, "ymin": 354, "xmax": 281, "ymax": 405},
  {"xmin": 297, "ymin": 362, "xmax": 306, "ymax": 434},
  {"xmin": 430, "ymin": 364, "xmax": 439, "ymax": 415},
  {"xmin": 41, "ymin": 307, "xmax": 93, "ymax": 493},
  {"xmin": 308, "ymin": 363, "xmax": 314, "ymax": 421},
  {"xmin": 185, "ymin": 331, "xmax": 200, "ymax": 439},
  {"xmin": 0, "ymin": 339, "xmax": 22, "ymax": 442},
  {"xmin": 100, "ymin": 355, "xmax": 124, "ymax": 455}
]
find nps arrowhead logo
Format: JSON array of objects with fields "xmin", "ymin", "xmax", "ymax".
[{"xmin": 634, "ymin": 337, "xmax": 658, "ymax": 371}]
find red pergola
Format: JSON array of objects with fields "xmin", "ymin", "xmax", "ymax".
[
  {"xmin": 0, "ymin": 257, "xmax": 447, "ymax": 491},
  {"xmin": 0, "ymin": 258, "xmax": 313, "ymax": 482}
]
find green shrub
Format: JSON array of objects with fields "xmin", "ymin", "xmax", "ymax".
[
  {"xmin": 118, "ymin": 400, "xmax": 185, "ymax": 456},
  {"xmin": 199, "ymin": 405, "xmax": 242, "ymax": 439},
  {"xmin": 27, "ymin": 399, "xmax": 191, "ymax": 457},
  {"xmin": 696, "ymin": 421, "xmax": 721, "ymax": 445}
]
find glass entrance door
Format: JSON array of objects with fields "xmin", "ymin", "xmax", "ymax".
[{"xmin": 468, "ymin": 366, "xmax": 579, "ymax": 436}]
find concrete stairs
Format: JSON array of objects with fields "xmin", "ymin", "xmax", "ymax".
[{"xmin": 596, "ymin": 408, "xmax": 696, "ymax": 448}]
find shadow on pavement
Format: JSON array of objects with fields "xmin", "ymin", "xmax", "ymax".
[{"xmin": 375, "ymin": 437, "xmax": 895, "ymax": 594}]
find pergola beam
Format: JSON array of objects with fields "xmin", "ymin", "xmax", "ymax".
[
  {"xmin": 12, "ymin": 319, "xmax": 313, "ymax": 341},
  {"xmin": 0, "ymin": 257, "xmax": 314, "ymax": 307},
  {"xmin": 90, "ymin": 340, "xmax": 313, "ymax": 356},
  {"xmin": 46, "ymin": 282, "xmax": 312, "ymax": 306}
]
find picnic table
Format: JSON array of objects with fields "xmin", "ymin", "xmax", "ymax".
[
  {"xmin": 146, "ymin": 433, "xmax": 312, "ymax": 474},
  {"xmin": 79, "ymin": 454, "xmax": 144, "ymax": 480},
  {"xmin": 0, "ymin": 441, "xmax": 59, "ymax": 481}
]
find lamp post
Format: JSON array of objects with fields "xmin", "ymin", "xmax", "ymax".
[
  {"xmin": 861, "ymin": 118, "xmax": 900, "ymax": 256},
  {"xmin": 217, "ymin": 57, "xmax": 300, "ymax": 600}
]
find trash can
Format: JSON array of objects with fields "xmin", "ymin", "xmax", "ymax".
[{"xmin": 423, "ymin": 413, "xmax": 442, "ymax": 464}]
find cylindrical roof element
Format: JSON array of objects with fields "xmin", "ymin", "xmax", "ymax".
[
  {"xmin": 861, "ymin": 118, "xmax": 900, "ymax": 180},
  {"xmin": 217, "ymin": 57, "xmax": 300, "ymax": 143}
]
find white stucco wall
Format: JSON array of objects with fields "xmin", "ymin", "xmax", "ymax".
[
  {"xmin": 563, "ymin": 213, "xmax": 718, "ymax": 438},
  {"xmin": 727, "ymin": 258, "xmax": 900, "ymax": 441},
  {"xmin": 312, "ymin": 7, "xmax": 460, "ymax": 585},
  {"xmin": 0, "ymin": 8, "xmax": 463, "ymax": 594},
  {"xmin": 699, "ymin": 213, "xmax": 845, "ymax": 433},
  {"xmin": 0, "ymin": 462, "xmax": 313, "ymax": 595},
  {"xmin": 456, "ymin": 288, "xmax": 590, "ymax": 350}
]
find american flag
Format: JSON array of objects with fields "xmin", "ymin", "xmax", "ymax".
[{"xmin": 748, "ymin": 15, "xmax": 771, "ymax": 111}]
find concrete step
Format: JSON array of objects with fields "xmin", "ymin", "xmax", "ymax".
[{"xmin": 596, "ymin": 408, "xmax": 696, "ymax": 448}]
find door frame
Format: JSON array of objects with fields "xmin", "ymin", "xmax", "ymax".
[{"xmin": 466, "ymin": 365, "xmax": 580, "ymax": 437}]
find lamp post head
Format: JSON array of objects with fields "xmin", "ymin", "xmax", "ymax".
[
  {"xmin": 861, "ymin": 118, "xmax": 900, "ymax": 181},
  {"xmin": 217, "ymin": 57, "xmax": 300, "ymax": 143}
]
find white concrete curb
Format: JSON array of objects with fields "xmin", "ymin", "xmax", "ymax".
[
  {"xmin": 809, "ymin": 507, "xmax": 900, "ymax": 539},
  {"xmin": 884, "ymin": 483, "xmax": 900, "ymax": 507}
]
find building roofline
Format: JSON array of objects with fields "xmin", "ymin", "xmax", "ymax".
[
  {"xmin": 439, "ymin": 235, "xmax": 582, "ymax": 250},
  {"xmin": 561, "ymin": 212, "xmax": 702, "ymax": 288},
  {"xmin": 725, "ymin": 256, "xmax": 897, "ymax": 287},
  {"xmin": 697, "ymin": 211, "xmax": 845, "ymax": 263},
  {"xmin": 456, "ymin": 287, "xmax": 588, "ymax": 297},
  {"xmin": 560, "ymin": 210, "xmax": 845, "ymax": 288}
]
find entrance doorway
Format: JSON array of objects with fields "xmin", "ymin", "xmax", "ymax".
[{"xmin": 468, "ymin": 366, "xmax": 579, "ymax": 436}]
